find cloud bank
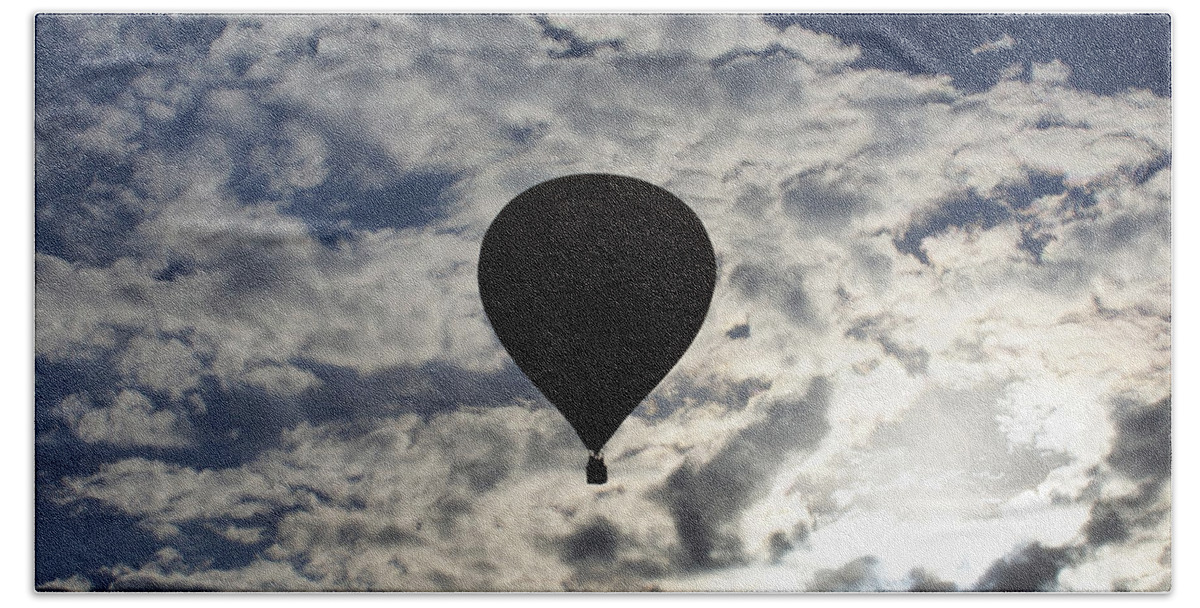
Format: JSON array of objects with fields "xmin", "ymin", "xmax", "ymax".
[{"xmin": 35, "ymin": 14, "xmax": 1170, "ymax": 591}]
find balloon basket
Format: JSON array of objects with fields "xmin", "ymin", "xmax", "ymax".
[{"xmin": 586, "ymin": 453, "xmax": 607, "ymax": 484}]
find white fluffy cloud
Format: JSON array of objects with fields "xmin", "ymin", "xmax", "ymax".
[
  {"xmin": 60, "ymin": 402, "xmax": 683, "ymax": 589},
  {"xmin": 37, "ymin": 14, "xmax": 1170, "ymax": 591},
  {"xmin": 56, "ymin": 390, "xmax": 194, "ymax": 449}
]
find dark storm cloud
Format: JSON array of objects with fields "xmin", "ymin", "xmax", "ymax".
[
  {"xmin": 656, "ymin": 377, "xmax": 831, "ymax": 570},
  {"xmin": 907, "ymin": 567, "xmax": 957, "ymax": 592},
  {"xmin": 550, "ymin": 517, "xmax": 670, "ymax": 591},
  {"xmin": 1107, "ymin": 396, "xmax": 1171, "ymax": 483},
  {"xmin": 973, "ymin": 542, "xmax": 1076, "ymax": 592},
  {"xmin": 766, "ymin": 14, "xmax": 1170, "ymax": 97},
  {"xmin": 807, "ymin": 556, "xmax": 882, "ymax": 592},
  {"xmin": 560, "ymin": 518, "xmax": 621, "ymax": 564},
  {"xmin": 1082, "ymin": 396, "xmax": 1171, "ymax": 549},
  {"xmin": 766, "ymin": 532, "xmax": 791, "ymax": 563}
]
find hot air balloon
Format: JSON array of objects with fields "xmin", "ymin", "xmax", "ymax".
[{"xmin": 478, "ymin": 174, "xmax": 716, "ymax": 484}]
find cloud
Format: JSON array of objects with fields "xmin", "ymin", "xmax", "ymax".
[
  {"xmin": 768, "ymin": 14, "xmax": 1169, "ymax": 96},
  {"xmin": 807, "ymin": 555, "xmax": 882, "ymax": 592},
  {"xmin": 844, "ymin": 313, "xmax": 929, "ymax": 375},
  {"xmin": 55, "ymin": 403, "xmax": 591, "ymax": 589},
  {"xmin": 971, "ymin": 34, "xmax": 1016, "ymax": 55},
  {"xmin": 54, "ymin": 369, "xmax": 820, "ymax": 590},
  {"xmin": 973, "ymin": 542, "xmax": 1076, "ymax": 591},
  {"xmin": 781, "ymin": 166, "xmax": 873, "ymax": 235},
  {"xmin": 1066, "ymin": 396, "xmax": 1171, "ymax": 589},
  {"xmin": 656, "ymin": 376, "xmax": 831, "ymax": 571},
  {"xmin": 1105, "ymin": 396, "xmax": 1171, "ymax": 484},
  {"xmin": 102, "ymin": 548, "xmax": 320, "ymax": 591},
  {"xmin": 56, "ymin": 390, "xmax": 193, "ymax": 449},
  {"xmin": 36, "ymin": 574, "xmax": 94, "ymax": 592},
  {"xmin": 35, "ymin": 14, "xmax": 1170, "ymax": 591},
  {"xmin": 212, "ymin": 524, "xmax": 266, "ymax": 545},
  {"xmin": 970, "ymin": 394, "xmax": 1171, "ymax": 592},
  {"xmin": 907, "ymin": 567, "xmax": 957, "ymax": 592},
  {"xmin": 238, "ymin": 363, "xmax": 321, "ymax": 398},
  {"xmin": 554, "ymin": 517, "xmax": 670, "ymax": 591},
  {"xmin": 116, "ymin": 333, "xmax": 205, "ymax": 400},
  {"xmin": 1031, "ymin": 59, "xmax": 1071, "ymax": 84}
]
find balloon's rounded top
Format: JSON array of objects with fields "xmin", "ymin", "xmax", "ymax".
[{"xmin": 478, "ymin": 174, "xmax": 716, "ymax": 454}]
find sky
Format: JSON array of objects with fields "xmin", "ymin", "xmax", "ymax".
[{"xmin": 32, "ymin": 13, "xmax": 1171, "ymax": 592}]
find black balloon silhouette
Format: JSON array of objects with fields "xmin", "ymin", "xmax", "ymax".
[{"xmin": 478, "ymin": 174, "xmax": 716, "ymax": 484}]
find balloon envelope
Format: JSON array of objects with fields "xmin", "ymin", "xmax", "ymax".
[{"xmin": 478, "ymin": 174, "xmax": 716, "ymax": 453}]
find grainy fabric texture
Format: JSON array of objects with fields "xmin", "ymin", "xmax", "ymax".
[{"xmin": 35, "ymin": 13, "xmax": 1170, "ymax": 592}]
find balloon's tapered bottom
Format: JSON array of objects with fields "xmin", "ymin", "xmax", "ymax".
[{"xmin": 587, "ymin": 454, "xmax": 607, "ymax": 484}]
